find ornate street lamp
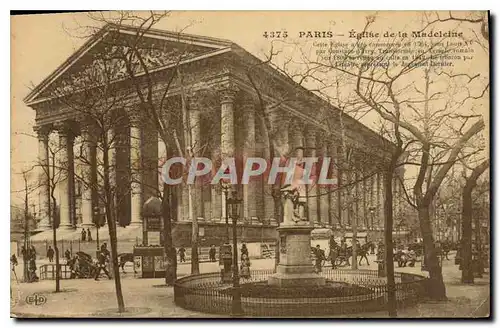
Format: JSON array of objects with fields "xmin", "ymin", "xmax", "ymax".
[
  {"xmin": 369, "ymin": 206, "xmax": 376, "ymax": 231},
  {"xmin": 227, "ymin": 190, "xmax": 243, "ymax": 317},
  {"xmin": 220, "ymin": 181, "xmax": 231, "ymax": 243},
  {"xmin": 93, "ymin": 206, "xmax": 103, "ymax": 254}
]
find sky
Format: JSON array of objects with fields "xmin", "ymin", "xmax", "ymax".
[{"xmin": 10, "ymin": 11, "xmax": 489, "ymax": 206}]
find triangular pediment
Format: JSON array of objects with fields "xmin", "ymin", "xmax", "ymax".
[{"xmin": 24, "ymin": 24, "xmax": 234, "ymax": 105}]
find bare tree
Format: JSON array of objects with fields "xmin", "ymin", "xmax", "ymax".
[
  {"xmin": 460, "ymin": 159, "xmax": 489, "ymax": 283},
  {"xmin": 38, "ymin": 46, "xmax": 137, "ymax": 312},
  {"xmin": 75, "ymin": 12, "xmax": 227, "ymax": 279}
]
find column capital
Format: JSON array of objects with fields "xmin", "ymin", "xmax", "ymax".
[
  {"xmin": 128, "ymin": 113, "xmax": 143, "ymax": 127},
  {"xmin": 187, "ymin": 93, "xmax": 203, "ymax": 112},
  {"xmin": 289, "ymin": 117, "xmax": 305, "ymax": 131},
  {"xmin": 304, "ymin": 124, "xmax": 318, "ymax": 139},
  {"xmin": 33, "ymin": 125, "xmax": 51, "ymax": 140},
  {"xmin": 217, "ymin": 84, "xmax": 239, "ymax": 104},
  {"xmin": 54, "ymin": 121, "xmax": 75, "ymax": 138}
]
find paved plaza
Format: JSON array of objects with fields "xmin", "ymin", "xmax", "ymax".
[{"xmin": 10, "ymin": 252, "xmax": 490, "ymax": 318}]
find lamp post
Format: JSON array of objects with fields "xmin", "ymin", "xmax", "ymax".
[
  {"xmin": 220, "ymin": 181, "xmax": 230, "ymax": 243},
  {"xmin": 93, "ymin": 206, "xmax": 101, "ymax": 254},
  {"xmin": 369, "ymin": 206, "xmax": 375, "ymax": 231},
  {"xmin": 227, "ymin": 190, "xmax": 243, "ymax": 317}
]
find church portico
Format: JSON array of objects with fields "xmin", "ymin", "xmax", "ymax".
[{"xmin": 26, "ymin": 24, "xmax": 402, "ymax": 247}]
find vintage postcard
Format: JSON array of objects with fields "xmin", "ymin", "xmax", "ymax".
[{"xmin": 10, "ymin": 11, "xmax": 490, "ymax": 318}]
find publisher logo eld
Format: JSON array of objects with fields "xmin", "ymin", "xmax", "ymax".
[{"xmin": 25, "ymin": 293, "xmax": 47, "ymax": 306}]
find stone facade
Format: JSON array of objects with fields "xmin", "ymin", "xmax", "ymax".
[{"xmin": 24, "ymin": 25, "xmax": 405, "ymax": 242}]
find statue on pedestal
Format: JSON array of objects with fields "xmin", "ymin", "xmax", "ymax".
[{"xmin": 281, "ymin": 184, "xmax": 308, "ymax": 225}]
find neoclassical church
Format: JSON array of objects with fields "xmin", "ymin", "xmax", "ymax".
[{"xmin": 25, "ymin": 24, "xmax": 406, "ymax": 247}]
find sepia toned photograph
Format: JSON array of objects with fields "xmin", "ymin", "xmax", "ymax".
[{"xmin": 10, "ymin": 10, "xmax": 490, "ymax": 318}]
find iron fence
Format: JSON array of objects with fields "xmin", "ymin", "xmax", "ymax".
[
  {"xmin": 174, "ymin": 269, "xmax": 428, "ymax": 317},
  {"xmin": 39, "ymin": 264, "xmax": 72, "ymax": 280}
]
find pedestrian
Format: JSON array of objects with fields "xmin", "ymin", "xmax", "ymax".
[
  {"xmin": 11, "ymin": 254, "xmax": 18, "ymax": 268},
  {"xmin": 29, "ymin": 245, "xmax": 37, "ymax": 260},
  {"xmin": 209, "ymin": 245, "xmax": 217, "ymax": 262},
  {"xmin": 70, "ymin": 255, "xmax": 80, "ymax": 279},
  {"xmin": 442, "ymin": 242, "xmax": 450, "ymax": 260},
  {"xmin": 178, "ymin": 247, "xmax": 186, "ymax": 263},
  {"xmin": 358, "ymin": 243, "xmax": 370, "ymax": 266},
  {"xmin": 87, "ymin": 228, "xmax": 92, "ymax": 242},
  {"xmin": 28, "ymin": 256, "xmax": 38, "ymax": 282},
  {"xmin": 407, "ymin": 249, "xmax": 416, "ymax": 267},
  {"xmin": 314, "ymin": 245, "xmax": 325, "ymax": 273},
  {"xmin": 11, "ymin": 254, "xmax": 18, "ymax": 282},
  {"xmin": 240, "ymin": 253, "xmax": 251, "ymax": 279},
  {"xmin": 21, "ymin": 246, "xmax": 27, "ymax": 262},
  {"xmin": 65, "ymin": 249, "xmax": 71, "ymax": 263},
  {"xmin": 101, "ymin": 243, "xmax": 110, "ymax": 257},
  {"xmin": 370, "ymin": 241, "xmax": 376, "ymax": 255},
  {"xmin": 47, "ymin": 246, "xmax": 54, "ymax": 262},
  {"xmin": 241, "ymin": 243, "xmax": 249, "ymax": 257},
  {"xmin": 329, "ymin": 241, "xmax": 338, "ymax": 269},
  {"xmin": 94, "ymin": 250, "xmax": 111, "ymax": 280},
  {"xmin": 340, "ymin": 239, "xmax": 350, "ymax": 266},
  {"xmin": 81, "ymin": 228, "xmax": 87, "ymax": 242}
]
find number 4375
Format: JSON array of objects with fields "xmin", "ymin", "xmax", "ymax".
[{"xmin": 263, "ymin": 31, "xmax": 288, "ymax": 38}]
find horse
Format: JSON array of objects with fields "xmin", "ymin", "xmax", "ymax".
[
  {"xmin": 118, "ymin": 253, "xmax": 137, "ymax": 274},
  {"xmin": 357, "ymin": 243, "xmax": 370, "ymax": 266}
]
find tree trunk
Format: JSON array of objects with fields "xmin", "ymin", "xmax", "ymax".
[
  {"xmin": 103, "ymin": 143, "xmax": 125, "ymax": 313},
  {"xmin": 350, "ymin": 187, "xmax": 358, "ymax": 270},
  {"xmin": 272, "ymin": 184, "xmax": 281, "ymax": 269},
  {"xmin": 383, "ymin": 170, "xmax": 397, "ymax": 317},
  {"xmin": 461, "ymin": 159, "xmax": 489, "ymax": 284},
  {"xmin": 51, "ymin": 196, "xmax": 60, "ymax": 292},
  {"xmin": 418, "ymin": 205, "xmax": 447, "ymax": 300},
  {"xmin": 461, "ymin": 184, "xmax": 474, "ymax": 283},
  {"xmin": 189, "ymin": 184, "xmax": 200, "ymax": 274},
  {"xmin": 162, "ymin": 182, "xmax": 176, "ymax": 285}
]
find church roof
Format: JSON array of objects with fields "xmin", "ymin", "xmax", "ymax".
[
  {"xmin": 24, "ymin": 23, "xmax": 395, "ymax": 153},
  {"xmin": 24, "ymin": 23, "xmax": 237, "ymax": 105}
]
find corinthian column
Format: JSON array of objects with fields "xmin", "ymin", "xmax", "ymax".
[
  {"xmin": 188, "ymin": 98, "xmax": 203, "ymax": 220},
  {"xmin": 317, "ymin": 133, "xmax": 330, "ymax": 225},
  {"xmin": 219, "ymin": 86, "xmax": 238, "ymax": 219},
  {"xmin": 220, "ymin": 87, "xmax": 237, "ymax": 160},
  {"xmin": 80, "ymin": 125, "xmax": 97, "ymax": 228},
  {"xmin": 242, "ymin": 96, "xmax": 258, "ymax": 222},
  {"xmin": 129, "ymin": 117, "xmax": 143, "ymax": 226},
  {"xmin": 34, "ymin": 125, "xmax": 51, "ymax": 230},
  {"xmin": 377, "ymin": 172, "xmax": 384, "ymax": 229},
  {"xmin": 211, "ymin": 105, "xmax": 222, "ymax": 222},
  {"xmin": 55, "ymin": 122, "xmax": 75, "ymax": 230},
  {"xmin": 304, "ymin": 126, "xmax": 319, "ymax": 224}
]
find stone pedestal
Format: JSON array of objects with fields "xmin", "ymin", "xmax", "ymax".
[{"xmin": 268, "ymin": 224, "xmax": 325, "ymax": 287}]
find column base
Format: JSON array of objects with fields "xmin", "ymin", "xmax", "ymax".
[
  {"xmin": 78, "ymin": 223, "xmax": 95, "ymax": 229},
  {"xmin": 58, "ymin": 224, "xmax": 75, "ymax": 230},
  {"xmin": 37, "ymin": 223, "xmax": 52, "ymax": 231},
  {"xmin": 128, "ymin": 221, "xmax": 143, "ymax": 227}
]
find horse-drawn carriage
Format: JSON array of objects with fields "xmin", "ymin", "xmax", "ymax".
[{"xmin": 67, "ymin": 251, "xmax": 98, "ymax": 279}]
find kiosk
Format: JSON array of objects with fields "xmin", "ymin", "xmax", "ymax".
[{"xmin": 133, "ymin": 197, "xmax": 165, "ymax": 278}]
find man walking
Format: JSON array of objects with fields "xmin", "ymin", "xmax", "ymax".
[
  {"xmin": 46, "ymin": 246, "xmax": 54, "ymax": 262},
  {"xmin": 87, "ymin": 228, "xmax": 92, "ymax": 242},
  {"xmin": 329, "ymin": 241, "xmax": 338, "ymax": 269},
  {"xmin": 81, "ymin": 228, "xmax": 87, "ymax": 242},
  {"xmin": 178, "ymin": 247, "xmax": 186, "ymax": 263},
  {"xmin": 313, "ymin": 245, "xmax": 325, "ymax": 273},
  {"xmin": 209, "ymin": 245, "xmax": 217, "ymax": 262},
  {"xmin": 65, "ymin": 249, "xmax": 71, "ymax": 263},
  {"xmin": 11, "ymin": 254, "xmax": 18, "ymax": 282},
  {"xmin": 94, "ymin": 250, "xmax": 111, "ymax": 280}
]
